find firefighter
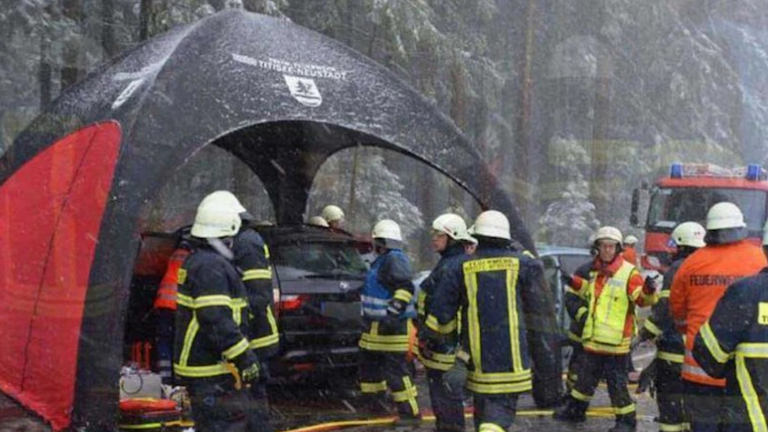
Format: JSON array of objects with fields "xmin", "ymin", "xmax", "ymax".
[
  {"xmin": 637, "ymin": 221, "xmax": 705, "ymax": 432},
  {"xmin": 424, "ymin": 210, "xmax": 558, "ymax": 432},
  {"xmin": 416, "ymin": 213, "xmax": 476, "ymax": 432},
  {"xmin": 692, "ymin": 219, "xmax": 768, "ymax": 432},
  {"xmin": 173, "ymin": 193, "xmax": 260, "ymax": 432},
  {"xmin": 358, "ymin": 219, "xmax": 420, "ymax": 423},
  {"xmin": 153, "ymin": 236, "xmax": 191, "ymax": 384},
  {"xmin": 623, "ymin": 235, "xmax": 639, "ymax": 266},
  {"xmin": 670, "ymin": 202, "xmax": 767, "ymax": 432},
  {"xmin": 321, "ymin": 205, "xmax": 345, "ymax": 230},
  {"xmin": 555, "ymin": 226, "xmax": 658, "ymax": 432}
]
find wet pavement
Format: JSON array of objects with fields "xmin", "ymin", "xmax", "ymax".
[{"xmin": 0, "ymin": 346, "xmax": 659, "ymax": 431}]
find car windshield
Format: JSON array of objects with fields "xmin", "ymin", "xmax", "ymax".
[
  {"xmin": 271, "ymin": 241, "xmax": 368, "ymax": 280},
  {"xmin": 647, "ymin": 187, "xmax": 767, "ymax": 233}
]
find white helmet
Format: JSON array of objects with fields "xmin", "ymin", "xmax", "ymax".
[
  {"xmin": 432, "ymin": 213, "xmax": 476, "ymax": 243},
  {"xmin": 706, "ymin": 202, "xmax": 746, "ymax": 230},
  {"xmin": 593, "ymin": 226, "xmax": 623, "ymax": 246},
  {"xmin": 321, "ymin": 205, "xmax": 345, "ymax": 223},
  {"xmin": 469, "ymin": 210, "xmax": 511, "ymax": 240},
  {"xmin": 624, "ymin": 235, "xmax": 638, "ymax": 246},
  {"xmin": 372, "ymin": 219, "xmax": 403, "ymax": 242},
  {"xmin": 671, "ymin": 222, "xmax": 706, "ymax": 248},
  {"xmin": 198, "ymin": 190, "xmax": 253, "ymax": 220},
  {"xmin": 191, "ymin": 193, "xmax": 242, "ymax": 238},
  {"xmin": 308, "ymin": 216, "xmax": 329, "ymax": 227}
]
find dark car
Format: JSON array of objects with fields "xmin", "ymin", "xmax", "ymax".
[
  {"xmin": 536, "ymin": 244, "xmax": 593, "ymax": 368},
  {"xmin": 254, "ymin": 225, "xmax": 370, "ymax": 379},
  {"xmin": 125, "ymin": 224, "xmax": 370, "ymax": 382}
]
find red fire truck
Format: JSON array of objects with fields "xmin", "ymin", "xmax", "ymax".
[{"xmin": 631, "ymin": 162, "xmax": 768, "ymax": 271}]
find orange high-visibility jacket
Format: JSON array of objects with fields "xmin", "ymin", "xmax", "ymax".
[
  {"xmin": 669, "ymin": 240, "xmax": 766, "ymax": 387},
  {"xmin": 153, "ymin": 248, "xmax": 190, "ymax": 311}
]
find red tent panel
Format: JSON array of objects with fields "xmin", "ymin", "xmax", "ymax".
[{"xmin": 0, "ymin": 121, "xmax": 122, "ymax": 430}]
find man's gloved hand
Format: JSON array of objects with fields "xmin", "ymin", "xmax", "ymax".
[
  {"xmin": 561, "ymin": 273, "xmax": 574, "ymax": 288},
  {"xmin": 387, "ymin": 298, "xmax": 406, "ymax": 317},
  {"xmin": 636, "ymin": 359, "xmax": 657, "ymax": 397},
  {"xmin": 240, "ymin": 362, "xmax": 261, "ymax": 384},
  {"xmin": 232, "ymin": 350, "xmax": 260, "ymax": 385},
  {"xmin": 443, "ymin": 356, "xmax": 468, "ymax": 394},
  {"xmin": 642, "ymin": 276, "xmax": 658, "ymax": 295}
]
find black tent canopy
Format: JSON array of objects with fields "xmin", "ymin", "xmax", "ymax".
[{"xmin": 0, "ymin": 10, "xmax": 550, "ymax": 430}]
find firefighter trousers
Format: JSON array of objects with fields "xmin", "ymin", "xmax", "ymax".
[
  {"xmin": 473, "ymin": 393, "xmax": 519, "ymax": 432},
  {"xmin": 656, "ymin": 359, "xmax": 686, "ymax": 432},
  {"xmin": 248, "ymin": 378, "xmax": 272, "ymax": 432},
  {"xmin": 569, "ymin": 352, "xmax": 636, "ymax": 426},
  {"xmin": 187, "ymin": 376, "xmax": 253, "ymax": 432},
  {"xmin": 427, "ymin": 366, "xmax": 465, "ymax": 432},
  {"xmin": 565, "ymin": 344, "xmax": 585, "ymax": 393},
  {"xmin": 684, "ymin": 381, "xmax": 725, "ymax": 432},
  {"xmin": 359, "ymin": 349, "xmax": 419, "ymax": 418}
]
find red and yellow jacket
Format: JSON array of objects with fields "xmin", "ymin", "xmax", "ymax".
[
  {"xmin": 153, "ymin": 247, "xmax": 191, "ymax": 311},
  {"xmin": 569, "ymin": 255, "xmax": 654, "ymax": 355}
]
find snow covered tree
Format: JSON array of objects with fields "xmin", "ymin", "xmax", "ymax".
[{"xmin": 537, "ymin": 137, "xmax": 599, "ymax": 247}]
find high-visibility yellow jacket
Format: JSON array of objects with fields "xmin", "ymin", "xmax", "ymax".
[{"xmin": 570, "ymin": 257, "xmax": 655, "ymax": 355}]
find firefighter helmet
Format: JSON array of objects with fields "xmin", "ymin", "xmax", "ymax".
[
  {"xmin": 671, "ymin": 222, "xmax": 706, "ymax": 248},
  {"xmin": 372, "ymin": 219, "xmax": 403, "ymax": 242},
  {"xmin": 624, "ymin": 235, "xmax": 638, "ymax": 245},
  {"xmin": 706, "ymin": 202, "xmax": 746, "ymax": 230},
  {"xmin": 469, "ymin": 210, "xmax": 511, "ymax": 240},
  {"xmin": 432, "ymin": 213, "xmax": 476, "ymax": 243},
  {"xmin": 198, "ymin": 190, "xmax": 253, "ymax": 221},
  {"xmin": 593, "ymin": 226, "xmax": 623, "ymax": 246},
  {"xmin": 308, "ymin": 216, "xmax": 329, "ymax": 227},
  {"xmin": 321, "ymin": 205, "xmax": 345, "ymax": 223},
  {"xmin": 191, "ymin": 194, "xmax": 242, "ymax": 238}
]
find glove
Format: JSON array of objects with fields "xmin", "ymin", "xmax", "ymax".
[
  {"xmin": 642, "ymin": 277, "xmax": 657, "ymax": 295},
  {"xmin": 240, "ymin": 362, "xmax": 261, "ymax": 384},
  {"xmin": 636, "ymin": 359, "xmax": 657, "ymax": 397},
  {"xmin": 443, "ymin": 356, "xmax": 468, "ymax": 393},
  {"xmin": 387, "ymin": 298, "xmax": 406, "ymax": 317},
  {"xmin": 232, "ymin": 350, "xmax": 260, "ymax": 385},
  {"xmin": 561, "ymin": 273, "xmax": 574, "ymax": 287}
]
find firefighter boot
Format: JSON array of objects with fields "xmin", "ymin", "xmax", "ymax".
[
  {"xmin": 552, "ymin": 397, "xmax": 587, "ymax": 423},
  {"xmin": 608, "ymin": 414, "xmax": 637, "ymax": 432}
]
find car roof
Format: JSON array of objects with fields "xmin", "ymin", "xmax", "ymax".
[{"xmin": 535, "ymin": 243, "xmax": 591, "ymax": 257}]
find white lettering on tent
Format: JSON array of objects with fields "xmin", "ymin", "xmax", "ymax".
[
  {"xmin": 112, "ymin": 78, "xmax": 145, "ymax": 110},
  {"xmin": 284, "ymin": 75, "xmax": 322, "ymax": 107},
  {"xmin": 232, "ymin": 53, "xmax": 348, "ymax": 81}
]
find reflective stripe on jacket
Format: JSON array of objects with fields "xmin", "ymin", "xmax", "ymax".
[
  {"xmin": 572, "ymin": 257, "xmax": 653, "ymax": 355},
  {"xmin": 233, "ymin": 228, "xmax": 279, "ymax": 358},
  {"xmin": 693, "ymin": 268, "xmax": 768, "ymax": 431},
  {"xmin": 670, "ymin": 240, "xmax": 766, "ymax": 387},
  {"xmin": 173, "ymin": 245, "xmax": 253, "ymax": 379},
  {"xmin": 153, "ymin": 247, "xmax": 190, "ymax": 310}
]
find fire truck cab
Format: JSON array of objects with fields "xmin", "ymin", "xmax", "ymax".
[{"xmin": 631, "ymin": 162, "xmax": 768, "ymax": 271}]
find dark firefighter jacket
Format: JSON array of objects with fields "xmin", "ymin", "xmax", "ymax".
[
  {"xmin": 425, "ymin": 245, "xmax": 551, "ymax": 395},
  {"xmin": 640, "ymin": 256, "xmax": 686, "ymax": 364},
  {"xmin": 416, "ymin": 242, "xmax": 467, "ymax": 371},
  {"xmin": 359, "ymin": 248, "xmax": 416, "ymax": 352},
  {"xmin": 693, "ymin": 267, "xmax": 768, "ymax": 432},
  {"xmin": 173, "ymin": 243, "xmax": 256, "ymax": 380},
  {"xmin": 565, "ymin": 261, "xmax": 592, "ymax": 344},
  {"xmin": 233, "ymin": 228, "xmax": 279, "ymax": 359}
]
